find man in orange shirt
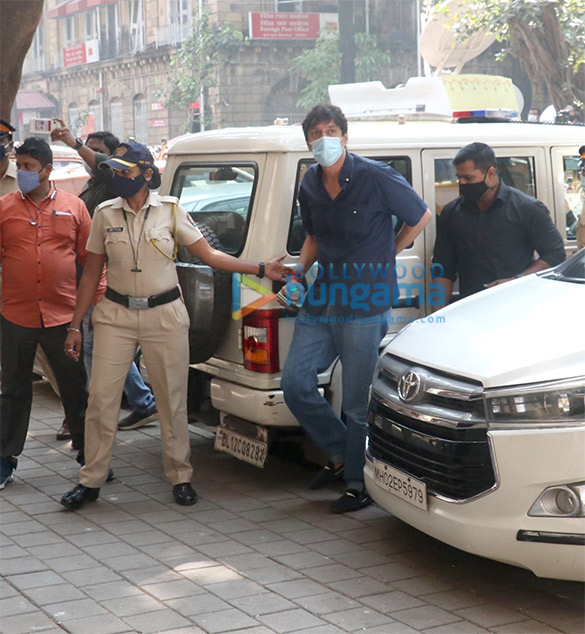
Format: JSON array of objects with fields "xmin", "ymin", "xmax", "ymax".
[{"xmin": 0, "ymin": 137, "xmax": 91, "ymax": 489}]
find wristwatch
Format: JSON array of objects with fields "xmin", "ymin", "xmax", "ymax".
[
  {"xmin": 74, "ymin": 137, "xmax": 83, "ymax": 150},
  {"xmin": 258, "ymin": 262, "xmax": 265, "ymax": 278}
]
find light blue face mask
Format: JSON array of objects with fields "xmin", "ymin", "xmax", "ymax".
[
  {"xmin": 311, "ymin": 136, "xmax": 344, "ymax": 167},
  {"xmin": 17, "ymin": 169, "xmax": 41, "ymax": 194}
]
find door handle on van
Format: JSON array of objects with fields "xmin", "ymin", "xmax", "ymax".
[{"xmin": 392, "ymin": 295, "xmax": 420, "ymax": 309}]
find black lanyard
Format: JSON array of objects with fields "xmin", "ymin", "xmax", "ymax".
[
  {"xmin": 122, "ymin": 205, "xmax": 150, "ymax": 272},
  {"xmin": 24, "ymin": 188, "xmax": 57, "ymax": 226}
]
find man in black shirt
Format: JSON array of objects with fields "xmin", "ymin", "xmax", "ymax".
[{"xmin": 432, "ymin": 142, "xmax": 565, "ymax": 310}]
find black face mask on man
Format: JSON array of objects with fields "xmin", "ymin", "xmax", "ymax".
[{"xmin": 459, "ymin": 171, "xmax": 489, "ymax": 205}]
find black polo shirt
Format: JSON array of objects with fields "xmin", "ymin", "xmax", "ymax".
[{"xmin": 432, "ymin": 181, "xmax": 565, "ymax": 298}]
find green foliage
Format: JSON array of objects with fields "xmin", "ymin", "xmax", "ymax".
[
  {"xmin": 165, "ymin": 10, "xmax": 244, "ymax": 113},
  {"xmin": 292, "ymin": 31, "xmax": 391, "ymax": 109},
  {"xmin": 426, "ymin": 0, "xmax": 585, "ymax": 72}
]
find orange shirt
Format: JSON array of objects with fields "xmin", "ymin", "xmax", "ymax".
[{"xmin": 0, "ymin": 184, "xmax": 92, "ymax": 328}]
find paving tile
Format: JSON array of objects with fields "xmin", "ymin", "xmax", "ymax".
[
  {"xmin": 392, "ymin": 605, "xmax": 463, "ymax": 629},
  {"xmin": 254, "ymin": 539, "xmax": 311, "ymax": 557},
  {"xmin": 206, "ymin": 579, "xmax": 269, "ymax": 600},
  {"xmin": 165, "ymin": 592, "xmax": 232, "ymax": 617},
  {"xmin": 258, "ymin": 607, "xmax": 327, "ymax": 632},
  {"xmin": 0, "ymin": 610, "xmax": 58, "ymax": 634},
  {"xmin": 80, "ymin": 580, "xmax": 143, "ymax": 601},
  {"xmin": 192, "ymin": 608, "xmax": 260, "ymax": 633},
  {"xmin": 0, "ymin": 556, "xmax": 49, "ymax": 575},
  {"xmin": 327, "ymin": 576, "xmax": 391, "ymax": 598},
  {"xmin": 101, "ymin": 592, "xmax": 167, "ymax": 617},
  {"xmin": 230, "ymin": 592, "xmax": 297, "ymax": 616},
  {"xmin": 360, "ymin": 590, "xmax": 425, "ymax": 613},
  {"xmin": 141, "ymin": 579, "xmax": 206, "ymax": 600},
  {"xmin": 23, "ymin": 582, "xmax": 87, "ymax": 605},
  {"xmin": 423, "ymin": 589, "xmax": 490, "ymax": 611},
  {"xmin": 62, "ymin": 612, "xmax": 137, "ymax": 634},
  {"xmin": 295, "ymin": 591, "xmax": 361, "ymax": 615},
  {"xmin": 244, "ymin": 564, "xmax": 304, "ymax": 585},
  {"xmin": 180, "ymin": 564, "xmax": 244, "ymax": 585},
  {"xmin": 0, "ymin": 595, "xmax": 38, "ymax": 617},
  {"xmin": 454, "ymin": 604, "xmax": 527, "ymax": 627},
  {"xmin": 321, "ymin": 606, "xmax": 393, "ymax": 630},
  {"xmin": 61, "ymin": 566, "xmax": 122, "ymax": 586},
  {"xmin": 423, "ymin": 622, "xmax": 491, "ymax": 634},
  {"xmin": 6, "ymin": 570, "xmax": 65, "ymax": 590},
  {"xmin": 266, "ymin": 579, "xmax": 331, "ymax": 600},
  {"xmin": 44, "ymin": 597, "xmax": 108, "ymax": 621},
  {"xmin": 490, "ymin": 621, "xmax": 575, "ymax": 634},
  {"xmin": 303, "ymin": 563, "xmax": 363, "ymax": 583}
]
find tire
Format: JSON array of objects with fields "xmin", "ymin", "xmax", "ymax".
[{"xmin": 177, "ymin": 223, "xmax": 232, "ymax": 364}]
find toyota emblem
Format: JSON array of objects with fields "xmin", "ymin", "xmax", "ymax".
[{"xmin": 397, "ymin": 371, "xmax": 422, "ymax": 402}]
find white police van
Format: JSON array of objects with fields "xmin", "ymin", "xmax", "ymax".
[{"xmin": 158, "ymin": 104, "xmax": 583, "ymax": 580}]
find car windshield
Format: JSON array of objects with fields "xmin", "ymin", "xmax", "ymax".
[{"xmin": 547, "ymin": 249, "xmax": 585, "ymax": 282}]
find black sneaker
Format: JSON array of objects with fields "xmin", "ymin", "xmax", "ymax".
[
  {"xmin": 0, "ymin": 456, "xmax": 16, "ymax": 490},
  {"xmin": 330, "ymin": 489, "xmax": 373, "ymax": 513},
  {"xmin": 308, "ymin": 463, "xmax": 344, "ymax": 490},
  {"xmin": 118, "ymin": 406, "xmax": 158, "ymax": 431}
]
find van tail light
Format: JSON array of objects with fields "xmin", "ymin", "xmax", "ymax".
[{"xmin": 243, "ymin": 309, "xmax": 279, "ymax": 373}]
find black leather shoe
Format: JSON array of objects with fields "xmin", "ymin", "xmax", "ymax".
[
  {"xmin": 173, "ymin": 483, "xmax": 198, "ymax": 506},
  {"xmin": 56, "ymin": 419, "xmax": 71, "ymax": 440},
  {"xmin": 309, "ymin": 463, "xmax": 344, "ymax": 490},
  {"xmin": 60, "ymin": 484, "xmax": 100, "ymax": 510}
]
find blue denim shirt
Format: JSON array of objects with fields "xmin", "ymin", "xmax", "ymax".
[{"xmin": 298, "ymin": 152, "xmax": 427, "ymax": 317}]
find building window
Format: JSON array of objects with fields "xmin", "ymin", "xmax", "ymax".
[
  {"xmin": 24, "ymin": 23, "xmax": 45, "ymax": 73},
  {"xmin": 110, "ymin": 100, "xmax": 124, "ymax": 141},
  {"xmin": 89, "ymin": 100, "xmax": 102, "ymax": 132},
  {"xmin": 65, "ymin": 16, "xmax": 76, "ymax": 46},
  {"xmin": 85, "ymin": 10, "xmax": 97, "ymax": 40},
  {"xmin": 68, "ymin": 103, "xmax": 82, "ymax": 136},
  {"xmin": 130, "ymin": 0, "xmax": 144, "ymax": 52},
  {"xmin": 167, "ymin": 0, "xmax": 191, "ymax": 43},
  {"xmin": 133, "ymin": 95, "xmax": 148, "ymax": 143}
]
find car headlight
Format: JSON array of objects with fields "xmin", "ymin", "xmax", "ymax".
[
  {"xmin": 528, "ymin": 483, "xmax": 585, "ymax": 517},
  {"xmin": 485, "ymin": 378, "xmax": 585, "ymax": 426}
]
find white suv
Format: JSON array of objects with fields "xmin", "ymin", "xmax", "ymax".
[{"xmin": 364, "ymin": 250, "xmax": 585, "ymax": 582}]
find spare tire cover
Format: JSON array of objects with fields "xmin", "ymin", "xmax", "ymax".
[{"xmin": 177, "ymin": 223, "xmax": 232, "ymax": 364}]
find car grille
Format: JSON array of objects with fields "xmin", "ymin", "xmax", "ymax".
[{"xmin": 367, "ymin": 354, "xmax": 496, "ymax": 501}]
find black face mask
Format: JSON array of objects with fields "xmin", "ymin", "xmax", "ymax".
[{"xmin": 459, "ymin": 172, "xmax": 489, "ymax": 205}]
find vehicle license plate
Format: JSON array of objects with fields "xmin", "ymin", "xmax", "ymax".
[
  {"xmin": 372, "ymin": 458, "xmax": 428, "ymax": 511},
  {"xmin": 214, "ymin": 426, "xmax": 268, "ymax": 468}
]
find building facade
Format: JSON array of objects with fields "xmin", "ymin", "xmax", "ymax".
[{"xmin": 17, "ymin": 0, "xmax": 527, "ymax": 143}]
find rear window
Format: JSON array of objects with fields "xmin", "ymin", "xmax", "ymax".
[
  {"xmin": 287, "ymin": 156, "xmax": 413, "ymax": 255},
  {"xmin": 170, "ymin": 163, "xmax": 256, "ymax": 254}
]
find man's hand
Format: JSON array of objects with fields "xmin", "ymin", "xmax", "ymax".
[
  {"xmin": 64, "ymin": 329, "xmax": 82, "ymax": 362},
  {"xmin": 50, "ymin": 119, "xmax": 76, "ymax": 148},
  {"xmin": 264, "ymin": 254, "xmax": 294, "ymax": 282},
  {"xmin": 484, "ymin": 278, "xmax": 515, "ymax": 288}
]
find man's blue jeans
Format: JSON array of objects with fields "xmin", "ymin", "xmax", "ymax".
[
  {"xmin": 282, "ymin": 309, "xmax": 389, "ymax": 490},
  {"xmin": 83, "ymin": 306, "xmax": 155, "ymax": 413}
]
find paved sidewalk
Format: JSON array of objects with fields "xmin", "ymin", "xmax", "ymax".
[{"xmin": 1, "ymin": 381, "xmax": 583, "ymax": 634}]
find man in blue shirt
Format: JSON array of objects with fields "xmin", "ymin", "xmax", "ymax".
[{"xmin": 282, "ymin": 104, "xmax": 431, "ymax": 513}]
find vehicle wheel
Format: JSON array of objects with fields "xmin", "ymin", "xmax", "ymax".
[{"xmin": 177, "ymin": 223, "xmax": 232, "ymax": 364}]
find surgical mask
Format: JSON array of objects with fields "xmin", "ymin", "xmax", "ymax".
[
  {"xmin": 527, "ymin": 114, "xmax": 538, "ymax": 122},
  {"xmin": 112, "ymin": 172, "xmax": 146, "ymax": 198},
  {"xmin": 459, "ymin": 172, "xmax": 489, "ymax": 205},
  {"xmin": 17, "ymin": 169, "xmax": 41, "ymax": 194},
  {"xmin": 0, "ymin": 144, "xmax": 6, "ymax": 161},
  {"xmin": 311, "ymin": 136, "xmax": 344, "ymax": 167}
]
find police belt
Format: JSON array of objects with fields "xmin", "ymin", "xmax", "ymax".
[{"xmin": 105, "ymin": 286, "xmax": 180, "ymax": 310}]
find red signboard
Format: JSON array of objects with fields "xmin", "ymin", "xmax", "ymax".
[
  {"xmin": 63, "ymin": 43, "xmax": 87, "ymax": 68},
  {"xmin": 248, "ymin": 12, "xmax": 336, "ymax": 40}
]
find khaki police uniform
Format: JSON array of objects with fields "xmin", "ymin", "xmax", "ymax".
[
  {"xmin": 79, "ymin": 191, "xmax": 202, "ymax": 488},
  {"xmin": 0, "ymin": 159, "xmax": 17, "ymax": 197}
]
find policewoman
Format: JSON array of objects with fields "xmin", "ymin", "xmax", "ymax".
[{"xmin": 60, "ymin": 142, "xmax": 288, "ymax": 510}]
